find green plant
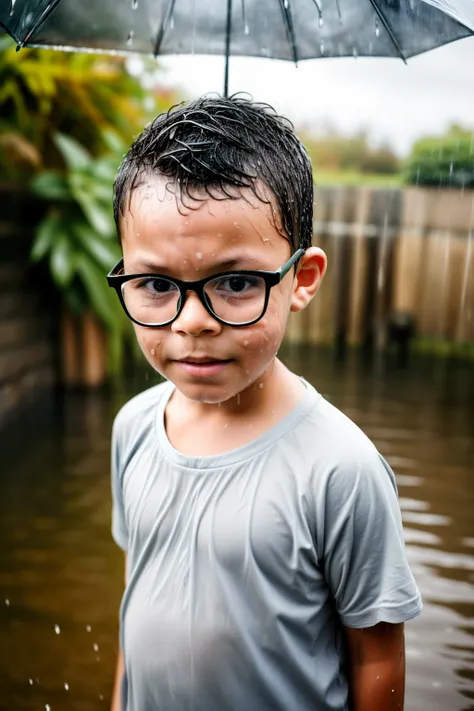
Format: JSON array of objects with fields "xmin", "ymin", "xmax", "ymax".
[
  {"xmin": 405, "ymin": 124, "xmax": 474, "ymax": 188},
  {"xmin": 0, "ymin": 35, "xmax": 178, "ymax": 182},
  {"xmin": 30, "ymin": 131, "xmax": 136, "ymax": 374}
]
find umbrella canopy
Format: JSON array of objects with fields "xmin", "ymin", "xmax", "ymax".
[{"xmin": 2, "ymin": 0, "xmax": 474, "ymax": 95}]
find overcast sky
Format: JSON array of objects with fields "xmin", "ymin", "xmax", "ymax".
[{"xmin": 158, "ymin": 36, "xmax": 474, "ymax": 155}]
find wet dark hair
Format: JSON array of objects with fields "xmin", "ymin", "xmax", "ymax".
[{"xmin": 113, "ymin": 94, "xmax": 314, "ymax": 251}]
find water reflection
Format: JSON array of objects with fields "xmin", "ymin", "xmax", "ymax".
[{"xmin": 0, "ymin": 346, "xmax": 473, "ymax": 710}]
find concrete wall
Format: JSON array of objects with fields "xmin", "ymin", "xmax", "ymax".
[
  {"xmin": 0, "ymin": 188, "xmax": 57, "ymax": 429},
  {"xmin": 285, "ymin": 186, "xmax": 474, "ymax": 348}
]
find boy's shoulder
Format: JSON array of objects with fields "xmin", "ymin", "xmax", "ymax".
[
  {"xmin": 112, "ymin": 379, "xmax": 171, "ymax": 442},
  {"xmin": 299, "ymin": 389, "xmax": 396, "ymax": 492}
]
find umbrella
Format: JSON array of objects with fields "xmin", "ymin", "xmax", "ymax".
[{"xmin": 1, "ymin": 1, "xmax": 474, "ymax": 95}]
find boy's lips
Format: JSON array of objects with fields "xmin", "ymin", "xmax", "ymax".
[{"xmin": 173, "ymin": 356, "xmax": 233, "ymax": 376}]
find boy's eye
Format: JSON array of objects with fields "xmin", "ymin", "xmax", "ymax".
[
  {"xmin": 211, "ymin": 275, "xmax": 262, "ymax": 295},
  {"xmin": 139, "ymin": 278, "xmax": 176, "ymax": 294}
]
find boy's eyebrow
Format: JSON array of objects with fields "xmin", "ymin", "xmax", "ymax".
[{"xmin": 130, "ymin": 255, "xmax": 268, "ymax": 274}]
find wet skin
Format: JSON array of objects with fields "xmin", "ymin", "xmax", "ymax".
[{"xmin": 120, "ymin": 177, "xmax": 326, "ymax": 455}]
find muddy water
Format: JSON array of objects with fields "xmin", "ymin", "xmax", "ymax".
[{"xmin": 0, "ymin": 346, "xmax": 473, "ymax": 711}]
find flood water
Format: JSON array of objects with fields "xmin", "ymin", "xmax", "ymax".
[{"xmin": 0, "ymin": 345, "xmax": 473, "ymax": 711}]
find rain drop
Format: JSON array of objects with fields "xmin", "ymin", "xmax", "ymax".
[
  {"xmin": 131, "ymin": 0, "xmax": 138, "ymax": 8},
  {"xmin": 318, "ymin": 15, "xmax": 323, "ymax": 28},
  {"xmin": 320, "ymin": 42, "xmax": 325, "ymax": 56},
  {"xmin": 353, "ymin": 46, "xmax": 358, "ymax": 59},
  {"xmin": 86, "ymin": 625, "xmax": 91, "ymax": 632},
  {"xmin": 244, "ymin": 23, "xmax": 250, "ymax": 35},
  {"xmin": 99, "ymin": 695, "xmax": 104, "ymax": 701},
  {"xmin": 5, "ymin": 599, "xmax": 9, "ymax": 606},
  {"xmin": 170, "ymin": 15, "xmax": 174, "ymax": 30},
  {"xmin": 29, "ymin": 679, "xmax": 33, "ymax": 685},
  {"xmin": 64, "ymin": 683, "xmax": 69, "ymax": 691},
  {"xmin": 284, "ymin": 0, "xmax": 289, "ymax": 8},
  {"xmin": 45, "ymin": 706, "xmax": 51, "ymax": 711},
  {"xmin": 54, "ymin": 625, "xmax": 60, "ymax": 635},
  {"xmin": 93, "ymin": 643, "xmax": 99, "ymax": 652},
  {"xmin": 127, "ymin": 31, "xmax": 134, "ymax": 45},
  {"xmin": 375, "ymin": 18, "xmax": 380, "ymax": 37}
]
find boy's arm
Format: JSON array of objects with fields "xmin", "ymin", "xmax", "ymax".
[
  {"xmin": 111, "ymin": 554, "xmax": 127, "ymax": 711},
  {"xmin": 111, "ymin": 651, "xmax": 124, "ymax": 711},
  {"xmin": 344, "ymin": 622, "xmax": 405, "ymax": 711}
]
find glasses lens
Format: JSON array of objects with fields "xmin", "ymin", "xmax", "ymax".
[
  {"xmin": 204, "ymin": 274, "xmax": 266, "ymax": 325},
  {"xmin": 121, "ymin": 277, "xmax": 180, "ymax": 325}
]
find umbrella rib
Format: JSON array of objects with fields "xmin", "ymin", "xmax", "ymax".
[
  {"xmin": 278, "ymin": 0, "xmax": 299, "ymax": 64},
  {"xmin": 18, "ymin": 0, "xmax": 64, "ymax": 47},
  {"xmin": 367, "ymin": 0, "xmax": 407, "ymax": 64},
  {"xmin": 153, "ymin": 0, "xmax": 177, "ymax": 57}
]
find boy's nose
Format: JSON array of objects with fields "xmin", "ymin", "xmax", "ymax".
[{"xmin": 170, "ymin": 291, "xmax": 221, "ymax": 336}]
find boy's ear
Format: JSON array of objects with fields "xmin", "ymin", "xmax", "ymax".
[{"xmin": 290, "ymin": 247, "xmax": 327, "ymax": 313}]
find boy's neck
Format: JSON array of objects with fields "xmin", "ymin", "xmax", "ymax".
[{"xmin": 164, "ymin": 359, "xmax": 306, "ymax": 457}]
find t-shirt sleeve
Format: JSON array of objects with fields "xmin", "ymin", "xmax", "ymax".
[
  {"xmin": 313, "ymin": 450, "xmax": 422, "ymax": 629},
  {"xmin": 111, "ymin": 413, "xmax": 129, "ymax": 552}
]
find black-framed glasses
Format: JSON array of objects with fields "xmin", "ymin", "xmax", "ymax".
[{"xmin": 107, "ymin": 249, "xmax": 305, "ymax": 328}]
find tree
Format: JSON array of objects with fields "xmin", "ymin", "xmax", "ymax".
[{"xmin": 405, "ymin": 124, "xmax": 474, "ymax": 188}]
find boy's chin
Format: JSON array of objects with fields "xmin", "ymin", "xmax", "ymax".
[
  {"xmin": 175, "ymin": 382, "xmax": 240, "ymax": 405},
  {"xmin": 169, "ymin": 376, "xmax": 251, "ymax": 405}
]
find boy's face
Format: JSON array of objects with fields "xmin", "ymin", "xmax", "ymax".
[{"xmin": 120, "ymin": 176, "xmax": 324, "ymax": 404}]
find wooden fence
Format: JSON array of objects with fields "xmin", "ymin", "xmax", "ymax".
[{"xmin": 285, "ymin": 186, "xmax": 474, "ymax": 348}]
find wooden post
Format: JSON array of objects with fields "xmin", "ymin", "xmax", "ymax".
[
  {"xmin": 60, "ymin": 307, "xmax": 80, "ymax": 387},
  {"xmin": 81, "ymin": 311, "xmax": 107, "ymax": 387}
]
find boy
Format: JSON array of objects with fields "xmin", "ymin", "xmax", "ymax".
[{"xmin": 108, "ymin": 96, "xmax": 421, "ymax": 711}]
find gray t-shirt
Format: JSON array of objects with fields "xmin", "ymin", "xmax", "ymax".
[{"xmin": 111, "ymin": 379, "xmax": 422, "ymax": 711}]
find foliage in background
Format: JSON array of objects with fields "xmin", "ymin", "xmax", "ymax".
[
  {"xmin": 0, "ymin": 36, "xmax": 178, "ymax": 181},
  {"xmin": 302, "ymin": 127, "xmax": 401, "ymax": 178},
  {"xmin": 30, "ymin": 131, "xmax": 138, "ymax": 373},
  {"xmin": 0, "ymin": 36, "xmax": 180, "ymax": 375},
  {"xmin": 405, "ymin": 124, "xmax": 474, "ymax": 188}
]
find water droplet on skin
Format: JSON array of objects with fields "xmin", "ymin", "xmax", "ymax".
[
  {"xmin": 93, "ymin": 643, "xmax": 99, "ymax": 652},
  {"xmin": 5, "ymin": 599, "xmax": 9, "ymax": 606},
  {"xmin": 196, "ymin": 252, "xmax": 202, "ymax": 260},
  {"xmin": 86, "ymin": 625, "xmax": 91, "ymax": 632},
  {"xmin": 54, "ymin": 625, "xmax": 60, "ymax": 634},
  {"xmin": 244, "ymin": 340, "xmax": 249, "ymax": 346},
  {"xmin": 258, "ymin": 383, "xmax": 264, "ymax": 389},
  {"xmin": 223, "ymin": 424, "xmax": 228, "ymax": 429},
  {"xmin": 64, "ymin": 683, "xmax": 69, "ymax": 691}
]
